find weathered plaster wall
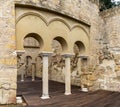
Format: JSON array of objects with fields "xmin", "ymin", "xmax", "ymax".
[
  {"xmin": 15, "ymin": 0, "xmax": 100, "ymax": 64},
  {"xmin": 0, "ymin": 0, "xmax": 17, "ymax": 104}
]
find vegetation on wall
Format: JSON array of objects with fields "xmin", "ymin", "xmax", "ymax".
[{"xmin": 99, "ymin": 0, "xmax": 120, "ymax": 11}]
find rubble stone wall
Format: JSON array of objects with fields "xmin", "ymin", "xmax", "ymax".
[
  {"xmin": 97, "ymin": 6, "xmax": 120, "ymax": 92},
  {"xmin": 0, "ymin": 0, "xmax": 17, "ymax": 104}
]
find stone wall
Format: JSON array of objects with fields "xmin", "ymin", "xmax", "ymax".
[
  {"xmin": 0, "ymin": 0, "xmax": 17, "ymax": 104},
  {"xmin": 100, "ymin": 6, "xmax": 120, "ymax": 54},
  {"xmin": 97, "ymin": 6, "xmax": 120, "ymax": 92},
  {"xmin": 0, "ymin": 0, "xmax": 120, "ymax": 105}
]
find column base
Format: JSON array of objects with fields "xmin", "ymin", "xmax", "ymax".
[
  {"xmin": 81, "ymin": 88, "xmax": 88, "ymax": 92},
  {"xmin": 41, "ymin": 95, "xmax": 50, "ymax": 99},
  {"xmin": 64, "ymin": 92, "xmax": 71, "ymax": 95},
  {"xmin": 21, "ymin": 80, "xmax": 24, "ymax": 82},
  {"xmin": 32, "ymin": 79, "xmax": 35, "ymax": 81}
]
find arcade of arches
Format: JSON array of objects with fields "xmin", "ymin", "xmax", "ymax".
[
  {"xmin": 1, "ymin": 0, "xmax": 120, "ymax": 105},
  {"xmin": 16, "ymin": 6, "xmax": 90, "ymax": 98}
]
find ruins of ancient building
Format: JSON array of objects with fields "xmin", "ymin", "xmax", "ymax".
[{"xmin": 0, "ymin": 0, "xmax": 120, "ymax": 105}]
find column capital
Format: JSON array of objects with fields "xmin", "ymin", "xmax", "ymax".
[
  {"xmin": 62, "ymin": 53, "xmax": 74, "ymax": 58},
  {"xmin": 16, "ymin": 50, "xmax": 25, "ymax": 56},
  {"xmin": 40, "ymin": 51, "xmax": 53, "ymax": 57},
  {"xmin": 31, "ymin": 62, "xmax": 36, "ymax": 64}
]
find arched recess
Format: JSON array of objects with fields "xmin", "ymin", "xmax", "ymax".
[
  {"xmin": 74, "ymin": 41, "xmax": 85, "ymax": 54},
  {"xmin": 23, "ymin": 33, "xmax": 44, "ymax": 50},
  {"xmin": 48, "ymin": 20, "xmax": 70, "ymax": 39},
  {"xmin": 52, "ymin": 36, "xmax": 68, "ymax": 53},
  {"xmin": 16, "ymin": 14, "xmax": 48, "ymax": 50},
  {"xmin": 69, "ymin": 26, "xmax": 90, "ymax": 54}
]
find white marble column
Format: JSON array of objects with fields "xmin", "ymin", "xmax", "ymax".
[
  {"xmin": 32, "ymin": 62, "xmax": 35, "ymax": 81},
  {"xmin": 63, "ymin": 54, "xmax": 72, "ymax": 95},
  {"xmin": 40, "ymin": 52, "xmax": 52, "ymax": 99}
]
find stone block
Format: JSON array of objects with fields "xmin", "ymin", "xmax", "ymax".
[{"xmin": 8, "ymin": 90, "xmax": 16, "ymax": 104}]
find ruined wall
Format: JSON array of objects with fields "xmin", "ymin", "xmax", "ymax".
[
  {"xmin": 100, "ymin": 6, "xmax": 120, "ymax": 54},
  {"xmin": 96, "ymin": 6, "xmax": 120, "ymax": 92},
  {"xmin": 0, "ymin": 0, "xmax": 17, "ymax": 104},
  {"xmin": 1, "ymin": 0, "xmax": 120, "ymax": 105}
]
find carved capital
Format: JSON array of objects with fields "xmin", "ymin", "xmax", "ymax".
[
  {"xmin": 40, "ymin": 51, "xmax": 53, "ymax": 57},
  {"xmin": 16, "ymin": 50, "xmax": 25, "ymax": 56},
  {"xmin": 62, "ymin": 53, "xmax": 74, "ymax": 58}
]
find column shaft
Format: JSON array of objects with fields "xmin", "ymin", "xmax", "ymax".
[
  {"xmin": 41, "ymin": 56, "xmax": 49, "ymax": 99},
  {"xmin": 65, "ymin": 57, "xmax": 71, "ymax": 95}
]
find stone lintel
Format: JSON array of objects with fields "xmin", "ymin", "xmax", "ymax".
[
  {"xmin": 62, "ymin": 53, "xmax": 74, "ymax": 58},
  {"xmin": 40, "ymin": 52, "xmax": 53, "ymax": 57}
]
